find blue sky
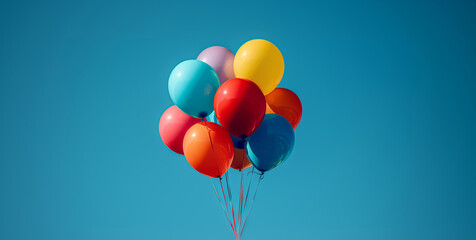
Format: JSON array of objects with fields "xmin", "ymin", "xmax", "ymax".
[{"xmin": 1, "ymin": 0, "xmax": 476, "ymax": 239}]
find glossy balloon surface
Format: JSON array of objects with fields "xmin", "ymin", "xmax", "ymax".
[
  {"xmin": 214, "ymin": 78, "xmax": 266, "ymax": 138},
  {"xmin": 159, "ymin": 105, "xmax": 201, "ymax": 154},
  {"xmin": 197, "ymin": 46, "xmax": 235, "ymax": 84},
  {"xmin": 245, "ymin": 114, "xmax": 295, "ymax": 172},
  {"xmin": 265, "ymin": 88, "xmax": 302, "ymax": 130},
  {"xmin": 168, "ymin": 60, "xmax": 220, "ymax": 118},
  {"xmin": 231, "ymin": 148, "xmax": 252, "ymax": 170},
  {"xmin": 207, "ymin": 111, "xmax": 245, "ymax": 149},
  {"xmin": 183, "ymin": 122, "xmax": 234, "ymax": 178},
  {"xmin": 234, "ymin": 39, "xmax": 284, "ymax": 95}
]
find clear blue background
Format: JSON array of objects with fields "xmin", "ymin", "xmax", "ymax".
[{"xmin": 1, "ymin": 0, "xmax": 476, "ymax": 239}]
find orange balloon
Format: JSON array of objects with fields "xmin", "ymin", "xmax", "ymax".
[
  {"xmin": 265, "ymin": 103, "xmax": 275, "ymax": 114},
  {"xmin": 231, "ymin": 148, "xmax": 252, "ymax": 170},
  {"xmin": 265, "ymin": 88, "xmax": 302, "ymax": 130},
  {"xmin": 183, "ymin": 122, "xmax": 234, "ymax": 178}
]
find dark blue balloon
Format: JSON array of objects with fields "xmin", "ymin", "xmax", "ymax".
[
  {"xmin": 207, "ymin": 111, "xmax": 245, "ymax": 149},
  {"xmin": 245, "ymin": 114, "xmax": 295, "ymax": 172}
]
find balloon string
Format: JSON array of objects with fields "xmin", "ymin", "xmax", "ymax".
[
  {"xmin": 239, "ymin": 167, "xmax": 254, "ymax": 238},
  {"xmin": 203, "ymin": 119, "xmax": 222, "ymax": 178},
  {"xmin": 238, "ymin": 143, "xmax": 245, "ymax": 236},
  {"xmin": 242, "ymin": 167, "xmax": 254, "ymax": 211},
  {"xmin": 220, "ymin": 177, "xmax": 238, "ymax": 239},
  {"xmin": 224, "ymin": 171, "xmax": 238, "ymax": 239},
  {"xmin": 210, "ymin": 177, "xmax": 236, "ymax": 237},
  {"xmin": 240, "ymin": 173, "xmax": 264, "ymax": 238},
  {"xmin": 238, "ymin": 169, "xmax": 243, "ymax": 235}
]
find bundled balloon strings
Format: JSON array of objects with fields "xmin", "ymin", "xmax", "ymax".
[
  {"xmin": 238, "ymin": 156, "xmax": 245, "ymax": 236},
  {"xmin": 209, "ymin": 167, "xmax": 263, "ymax": 240},
  {"xmin": 209, "ymin": 177, "xmax": 236, "ymax": 237},
  {"xmin": 240, "ymin": 171, "xmax": 264, "ymax": 238},
  {"xmin": 224, "ymin": 171, "xmax": 238, "ymax": 235},
  {"xmin": 238, "ymin": 148, "xmax": 247, "ymax": 237},
  {"xmin": 204, "ymin": 121, "xmax": 263, "ymax": 240}
]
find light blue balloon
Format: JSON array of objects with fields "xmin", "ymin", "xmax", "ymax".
[
  {"xmin": 207, "ymin": 111, "xmax": 246, "ymax": 149},
  {"xmin": 245, "ymin": 114, "xmax": 295, "ymax": 172},
  {"xmin": 206, "ymin": 110, "xmax": 219, "ymax": 123},
  {"xmin": 168, "ymin": 60, "xmax": 220, "ymax": 118}
]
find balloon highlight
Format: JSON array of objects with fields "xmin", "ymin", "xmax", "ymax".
[
  {"xmin": 168, "ymin": 60, "xmax": 220, "ymax": 118},
  {"xmin": 182, "ymin": 122, "xmax": 234, "ymax": 178},
  {"xmin": 265, "ymin": 88, "xmax": 302, "ymax": 129},
  {"xmin": 234, "ymin": 39, "xmax": 284, "ymax": 95},
  {"xmin": 246, "ymin": 114, "xmax": 295, "ymax": 172},
  {"xmin": 197, "ymin": 46, "xmax": 235, "ymax": 84},
  {"xmin": 159, "ymin": 105, "xmax": 201, "ymax": 154}
]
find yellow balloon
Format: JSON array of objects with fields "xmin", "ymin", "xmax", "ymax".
[{"xmin": 234, "ymin": 39, "xmax": 284, "ymax": 95}]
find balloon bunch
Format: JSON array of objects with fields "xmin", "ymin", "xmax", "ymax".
[{"xmin": 159, "ymin": 39, "xmax": 302, "ymax": 239}]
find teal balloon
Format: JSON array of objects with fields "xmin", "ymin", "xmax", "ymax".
[
  {"xmin": 168, "ymin": 60, "xmax": 220, "ymax": 118},
  {"xmin": 207, "ymin": 111, "xmax": 245, "ymax": 149},
  {"xmin": 245, "ymin": 114, "xmax": 295, "ymax": 172}
]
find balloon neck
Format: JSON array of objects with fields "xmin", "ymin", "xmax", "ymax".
[{"xmin": 198, "ymin": 111, "xmax": 208, "ymax": 118}]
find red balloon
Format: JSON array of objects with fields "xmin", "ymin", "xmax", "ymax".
[
  {"xmin": 214, "ymin": 78, "xmax": 266, "ymax": 138},
  {"xmin": 159, "ymin": 105, "xmax": 201, "ymax": 155}
]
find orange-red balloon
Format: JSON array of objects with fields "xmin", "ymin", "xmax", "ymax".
[
  {"xmin": 231, "ymin": 148, "xmax": 252, "ymax": 170},
  {"xmin": 265, "ymin": 88, "xmax": 302, "ymax": 130},
  {"xmin": 183, "ymin": 122, "xmax": 234, "ymax": 178}
]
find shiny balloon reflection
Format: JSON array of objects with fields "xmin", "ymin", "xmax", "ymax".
[{"xmin": 245, "ymin": 114, "xmax": 295, "ymax": 172}]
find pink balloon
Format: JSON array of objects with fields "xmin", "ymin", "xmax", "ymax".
[
  {"xmin": 197, "ymin": 46, "xmax": 235, "ymax": 84},
  {"xmin": 159, "ymin": 105, "xmax": 201, "ymax": 155}
]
